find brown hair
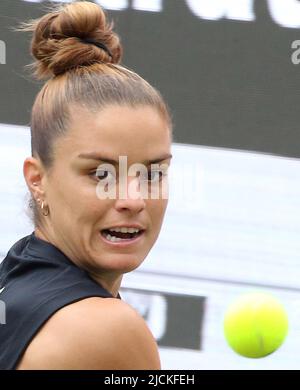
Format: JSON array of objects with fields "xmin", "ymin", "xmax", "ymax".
[{"xmin": 17, "ymin": 0, "xmax": 172, "ymax": 230}]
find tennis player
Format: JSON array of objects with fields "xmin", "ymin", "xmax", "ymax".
[{"xmin": 0, "ymin": 0, "xmax": 172, "ymax": 370}]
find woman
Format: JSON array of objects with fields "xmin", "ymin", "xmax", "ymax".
[{"xmin": 0, "ymin": 1, "xmax": 172, "ymax": 369}]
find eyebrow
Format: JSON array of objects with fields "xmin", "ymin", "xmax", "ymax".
[{"xmin": 77, "ymin": 152, "xmax": 173, "ymax": 165}]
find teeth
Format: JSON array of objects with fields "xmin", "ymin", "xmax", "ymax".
[
  {"xmin": 106, "ymin": 234, "xmax": 124, "ymax": 242},
  {"xmin": 108, "ymin": 227, "xmax": 140, "ymax": 233}
]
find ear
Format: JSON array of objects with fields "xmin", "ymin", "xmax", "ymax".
[{"xmin": 23, "ymin": 157, "xmax": 47, "ymax": 200}]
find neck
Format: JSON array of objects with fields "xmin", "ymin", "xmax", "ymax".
[
  {"xmin": 89, "ymin": 272, "xmax": 123, "ymax": 298},
  {"xmin": 34, "ymin": 228, "xmax": 123, "ymax": 298}
]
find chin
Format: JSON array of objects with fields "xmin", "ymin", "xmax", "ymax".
[{"xmin": 100, "ymin": 253, "xmax": 145, "ymax": 274}]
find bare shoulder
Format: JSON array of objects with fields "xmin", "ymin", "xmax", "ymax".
[{"xmin": 16, "ymin": 297, "xmax": 161, "ymax": 370}]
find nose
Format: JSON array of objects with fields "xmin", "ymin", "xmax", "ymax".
[{"xmin": 115, "ymin": 176, "xmax": 146, "ymax": 213}]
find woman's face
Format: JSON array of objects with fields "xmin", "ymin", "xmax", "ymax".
[{"xmin": 30, "ymin": 104, "xmax": 172, "ymax": 278}]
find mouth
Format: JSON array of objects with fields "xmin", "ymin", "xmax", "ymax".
[{"xmin": 99, "ymin": 228, "xmax": 145, "ymax": 246}]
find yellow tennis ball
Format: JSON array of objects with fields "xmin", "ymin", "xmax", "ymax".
[{"xmin": 223, "ymin": 292, "xmax": 289, "ymax": 358}]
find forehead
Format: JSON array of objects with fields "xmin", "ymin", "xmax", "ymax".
[{"xmin": 55, "ymin": 104, "xmax": 171, "ymax": 161}]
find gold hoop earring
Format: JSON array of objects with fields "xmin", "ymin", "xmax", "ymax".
[{"xmin": 40, "ymin": 201, "xmax": 50, "ymax": 217}]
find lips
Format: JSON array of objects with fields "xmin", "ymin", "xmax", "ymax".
[
  {"xmin": 101, "ymin": 224, "xmax": 145, "ymax": 231},
  {"xmin": 99, "ymin": 229, "xmax": 145, "ymax": 247},
  {"xmin": 101, "ymin": 229, "xmax": 143, "ymax": 240}
]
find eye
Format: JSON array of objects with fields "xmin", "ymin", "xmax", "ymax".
[
  {"xmin": 90, "ymin": 169, "xmax": 115, "ymax": 182},
  {"xmin": 142, "ymin": 170, "xmax": 167, "ymax": 183}
]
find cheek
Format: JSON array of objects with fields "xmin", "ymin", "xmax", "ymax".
[
  {"xmin": 50, "ymin": 174, "xmax": 109, "ymax": 217},
  {"xmin": 148, "ymin": 199, "xmax": 168, "ymax": 228}
]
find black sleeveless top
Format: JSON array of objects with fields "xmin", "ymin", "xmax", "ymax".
[{"xmin": 0, "ymin": 231, "xmax": 119, "ymax": 370}]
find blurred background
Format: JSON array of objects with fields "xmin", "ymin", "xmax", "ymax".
[{"xmin": 1, "ymin": 0, "xmax": 300, "ymax": 369}]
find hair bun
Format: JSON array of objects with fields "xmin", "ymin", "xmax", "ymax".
[{"xmin": 21, "ymin": 1, "xmax": 122, "ymax": 79}]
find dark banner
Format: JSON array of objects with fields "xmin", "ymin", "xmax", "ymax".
[{"xmin": 121, "ymin": 288, "xmax": 206, "ymax": 350}]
